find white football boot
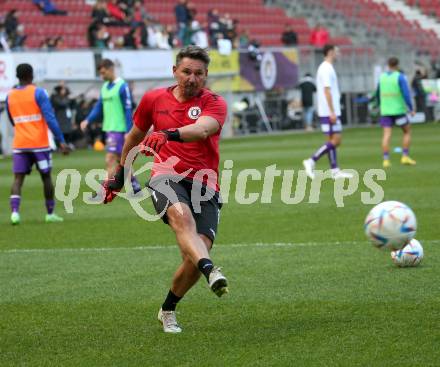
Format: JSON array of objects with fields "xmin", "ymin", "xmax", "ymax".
[
  {"xmin": 208, "ymin": 266, "xmax": 228, "ymax": 297},
  {"xmin": 303, "ymin": 158, "xmax": 316, "ymax": 179},
  {"xmin": 157, "ymin": 308, "xmax": 182, "ymax": 333},
  {"xmin": 331, "ymin": 168, "xmax": 353, "ymax": 179}
]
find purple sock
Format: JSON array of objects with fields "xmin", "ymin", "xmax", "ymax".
[
  {"xmin": 131, "ymin": 176, "xmax": 141, "ymax": 193},
  {"xmin": 403, "ymin": 148, "xmax": 409, "ymax": 156},
  {"xmin": 328, "ymin": 144, "xmax": 338, "ymax": 169},
  {"xmin": 383, "ymin": 151, "xmax": 389, "ymax": 160},
  {"xmin": 46, "ymin": 199, "xmax": 55, "ymax": 214},
  {"xmin": 10, "ymin": 195, "xmax": 20, "ymax": 213},
  {"xmin": 312, "ymin": 142, "xmax": 333, "ymax": 162}
]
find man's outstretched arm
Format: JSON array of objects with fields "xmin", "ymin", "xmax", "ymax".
[
  {"xmin": 177, "ymin": 116, "xmax": 221, "ymax": 141},
  {"xmin": 140, "ymin": 116, "xmax": 221, "ymax": 154}
]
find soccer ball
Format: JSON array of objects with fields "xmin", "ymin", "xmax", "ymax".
[
  {"xmin": 364, "ymin": 201, "xmax": 417, "ymax": 250},
  {"xmin": 391, "ymin": 239, "xmax": 424, "ymax": 267}
]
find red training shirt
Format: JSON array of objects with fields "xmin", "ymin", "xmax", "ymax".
[{"xmin": 133, "ymin": 86, "xmax": 227, "ymax": 191}]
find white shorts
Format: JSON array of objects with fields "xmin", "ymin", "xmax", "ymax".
[{"xmin": 320, "ymin": 116, "xmax": 343, "ymax": 135}]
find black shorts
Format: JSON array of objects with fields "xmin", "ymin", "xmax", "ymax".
[{"xmin": 148, "ymin": 176, "xmax": 222, "ymax": 243}]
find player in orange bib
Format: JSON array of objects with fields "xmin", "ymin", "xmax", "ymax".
[{"xmin": 6, "ymin": 63, "xmax": 69, "ymax": 225}]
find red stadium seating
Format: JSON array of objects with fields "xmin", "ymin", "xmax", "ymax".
[
  {"xmin": 0, "ymin": 0, "xmax": 347, "ymax": 49},
  {"xmin": 305, "ymin": 0, "xmax": 440, "ymax": 58},
  {"xmin": 406, "ymin": 0, "xmax": 440, "ymax": 22},
  {"xmin": 0, "ymin": 1, "xmax": 92, "ymax": 48}
]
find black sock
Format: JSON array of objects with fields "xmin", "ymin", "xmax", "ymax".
[
  {"xmin": 197, "ymin": 258, "xmax": 214, "ymax": 282},
  {"xmin": 162, "ymin": 290, "xmax": 182, "ymax": 311}
]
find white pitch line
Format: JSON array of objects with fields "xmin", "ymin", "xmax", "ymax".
[
  {"xmin": 1, "ymin": 240, "xmax": 438, "ymax": 255},
  {"xmin": 0, "ymin": 241, "xmax": 356, "ymax": 254}
]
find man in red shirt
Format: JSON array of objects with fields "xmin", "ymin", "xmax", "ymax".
[
  {"xmin": 103, "ymin": 46, "xmax": 228, "ymax": 333},
  {"xmin": 310, "ymin": 24, "xmax": 329, "ymax": 48}
]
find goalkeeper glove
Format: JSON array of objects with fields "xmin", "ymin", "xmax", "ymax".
[
  {"xmin": 140, "ymin": 129, "xmax": 182, "ymax": 156},
  {"xmin": 102, "ymin": 164, "xmax": 125, "ymax": 204}
]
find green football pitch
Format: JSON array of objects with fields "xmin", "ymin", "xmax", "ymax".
[{"xmin": 1, "ymin": 124, "xmax": 439, "ymax": 366}]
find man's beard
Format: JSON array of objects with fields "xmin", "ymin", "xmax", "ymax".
[{"xmin": 183, "ymin": 83, "xmax": 200, "ymax": 98}]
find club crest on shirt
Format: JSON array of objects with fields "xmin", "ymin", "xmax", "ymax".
[{"xmin": 188, "ymin": 106, "xmax": 202, "ymax": 120}]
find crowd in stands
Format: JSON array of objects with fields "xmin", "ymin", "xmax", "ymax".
[
  {"xmin": 86, "ymin": 0, "xmax": 241, "ymax": 51},
  {"xmin": 0, "ymin": 10, "xmax": 26, "ymax": 51},
  {"xmin": 40, "ymin": 36, "xmax": 65, "ymax": 50},
  {"xmin": 88, "ymin": 0, "xmax": 177, "ymax": 49},
  {"xmin": 174, "ymin": 1, "xmax": 246, "ymax": 51},
  {"xmin": 0, "ymin": 0, "xmax": 335, "ymax": 52},
  {"xmin": 0, "ymin": 1, "xmax": 68, "ymax": 51}
]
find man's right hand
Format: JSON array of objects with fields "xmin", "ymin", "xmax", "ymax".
[
  {"xmin": 80, "ymin": 120, "xmax": 88, "ymax": 132},
  {"xmin": 102, "ymin": 165, "xmax": 125, "ymax": 204},
  {"xmin": 329, "ymin": 112, "xmax": 337, "ymax": 124},
  {"xmin": 59, "ymin": 143, "xmax": 70, "ymax": 155}
]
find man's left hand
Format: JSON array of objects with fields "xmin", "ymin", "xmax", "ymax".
[{"xmin": 140, "ymin": 131, "xmax": 168, "ymax": 156}]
